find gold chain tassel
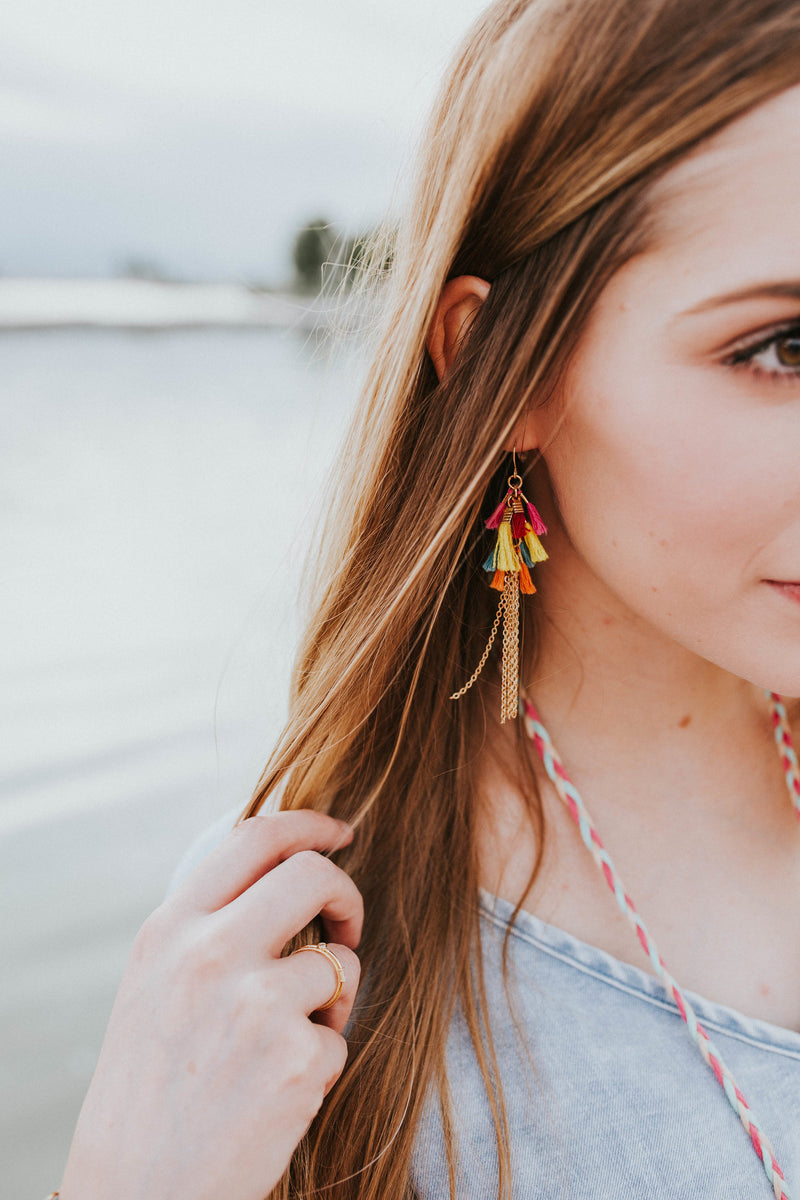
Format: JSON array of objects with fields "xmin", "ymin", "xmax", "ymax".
[
  {"xmin": 500, "ymin": 570, "xmax": 520, "ymax": 723},
  {"xmin": 449, "ymin": 590, "xmax": 507, "ymax": 703}
]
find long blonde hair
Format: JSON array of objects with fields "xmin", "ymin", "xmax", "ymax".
[{"xmin": 243, "ymin": 1, "xmax": 800, "ymax": 1195}]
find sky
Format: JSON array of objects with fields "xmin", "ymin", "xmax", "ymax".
[{"xmin": 0, "ymin": 0, "xmax": 490, "ymax": 283}]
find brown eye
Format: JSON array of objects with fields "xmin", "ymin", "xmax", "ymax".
[
  {"xmin": 776, "ymin": 335, "xmax": 800, "ymax": 368},
  {"xmin": 726, "ymin": 322, "xmax": 800, "ymax": 382}
]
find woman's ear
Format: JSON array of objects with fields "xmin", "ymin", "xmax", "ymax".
[
  {"xmin": 426, "ymin": 275, "xmax": 541, "ymax": 455},
  {"xmin": 426, "ymin": 275, "xmax": 491, "ymax": 383}
]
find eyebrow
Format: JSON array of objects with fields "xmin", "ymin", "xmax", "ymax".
[{"xmin": 680, "ymin": 281, "xmax": 800, "ymax": 316}]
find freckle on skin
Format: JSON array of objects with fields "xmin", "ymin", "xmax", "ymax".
[
  {"xmin": 611, "ymin": 539, "xmax": 617, "ymax": 547},
  {"xmin": 760, "ymin": 983, "xmax": 770, "ymax": 997},
  {"xmin": 659, "ymin": 538, "xmax": 668, "ymax": 547},
  {"xmin": 602, "ymin": 615, "xmax": 614, "ymax": 625},
  {"xmin": 678, "ymin": 714, "xmax": 691, "ymax": 728},
  {"xmin": 651, "ymin": 586, "xmax": 658, "ymax": 592},
  {"xmin": 188, "ymin": 1061, "xmax": 197, "ymax": 1074}
]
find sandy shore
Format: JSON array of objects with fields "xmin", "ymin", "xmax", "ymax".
[{"xmin": 0, "ymin": 277, "xmax": 363, "ymax": 332}]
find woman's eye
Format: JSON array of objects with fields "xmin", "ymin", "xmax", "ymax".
[{"xmin": 725, "ymin": 323, "xmax": 800, "ymax": 383}]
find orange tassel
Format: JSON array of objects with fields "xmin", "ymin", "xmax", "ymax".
[{"xmin": 519, "ymin": 562, "xmax": 536, "ymax": 594}]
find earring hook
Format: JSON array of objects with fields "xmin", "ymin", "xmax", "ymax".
[{"xmin": 508, "ymin": 442, "xmax": 522, "ymax": 490}]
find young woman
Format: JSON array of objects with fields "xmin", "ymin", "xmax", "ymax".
[{"xmin": 54, "ymin": 1, "xmax": 800, "ymax": 1197}]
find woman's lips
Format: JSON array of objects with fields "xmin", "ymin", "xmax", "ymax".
[{"xmin": 767, "ymin": 581, "xmax": 800, "ymax": 602}]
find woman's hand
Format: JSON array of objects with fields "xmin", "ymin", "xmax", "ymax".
[{"xmin": 58, "ymin": 810, "xmax": 362, "ymax": 1200}]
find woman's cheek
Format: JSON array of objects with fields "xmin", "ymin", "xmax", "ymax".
[{"xmin": 551, "ymin": 422, "xmax": 750, "ymax": 619}]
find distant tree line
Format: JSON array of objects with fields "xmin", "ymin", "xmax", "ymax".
[
  {"xmin": 110, "ymin": 218, "xmax": 396, "ymax": 293},
  {"xmin": 291, "ymin": 216, "xmax": 396, "ymax": 294}
]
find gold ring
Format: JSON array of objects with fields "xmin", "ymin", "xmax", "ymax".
[{"xmin": 290, "ymin": 942, "xmax": 345, "ymax": 1009}]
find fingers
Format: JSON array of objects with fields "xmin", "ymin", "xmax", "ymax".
[
  {"xmin": 315, "ymin": 1023, "xmax": 350, "ymax": 1097},
  {"xmin": 279, "ymin": 942, "xmax": 361, "ymax": 1034},
  {"xmin": 227, "ymin": 849, "xmax": 364, "ymax": 954},
  {"xmin": 168, "ymin": 810, "xmax": 354, "ymax": 914}
]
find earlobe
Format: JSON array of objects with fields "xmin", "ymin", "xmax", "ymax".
[
  {"xmin": 502, "ymin": 415, "xmax": 541, "ymax": 456},
  {"xmin": 426, "ymin": 275, "xmax": 491, "ymax": 383}
]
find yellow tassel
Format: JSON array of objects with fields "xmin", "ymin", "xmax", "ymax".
[
  {"xmin": 496, "ymin": 521, "xmax": 519, "ymax": 571},
  {"xmin": 523, "ymin": 529, "xmax": 548, "ymax": 563}
]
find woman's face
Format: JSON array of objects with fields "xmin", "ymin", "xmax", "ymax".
[{"xmin": 530, "ymin": 81, "xmax": 800, "ymax": 695}]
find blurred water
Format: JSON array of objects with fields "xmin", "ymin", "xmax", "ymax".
[{"xmin": 0, "ymin": 326, "xmax": 368, "ymax": 1197}]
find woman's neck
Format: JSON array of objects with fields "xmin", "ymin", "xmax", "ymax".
[{"xmin": 523, "ymin": 621, "xmax": 768, "ymax": 792}]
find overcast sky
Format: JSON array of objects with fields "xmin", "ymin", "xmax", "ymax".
[{"xmin": 0, "ymin": 0, "xmax": 490, "ymax": 282}]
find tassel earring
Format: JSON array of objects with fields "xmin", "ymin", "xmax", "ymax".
[{"xmin": 450, "ymin": 447, "xmax": 548, "ymax": 723}]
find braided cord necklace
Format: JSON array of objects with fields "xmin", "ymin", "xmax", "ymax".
[{"xmin": 519, "ymin": 686, "xmax": 800, "ymax": 1199}]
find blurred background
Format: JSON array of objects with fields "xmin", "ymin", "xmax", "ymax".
[{"xmin": 0, "ymin": 2, "xmax": 489, "ymax": 1194}]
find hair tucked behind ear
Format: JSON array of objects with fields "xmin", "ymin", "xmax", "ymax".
[{"xmin": 239, "ymin": 2, "xmax": 800, "ymax": 1196}]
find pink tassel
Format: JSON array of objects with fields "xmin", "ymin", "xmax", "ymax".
[
  {"xmin": 524, "ymin": 498, "xmax": 547, "ymax": 535},
  {"xmin": 485, "ymin": 490, "xmax": 511, "ymax": 530}
]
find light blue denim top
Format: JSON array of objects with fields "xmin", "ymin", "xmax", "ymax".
[{"xmin": 165, "ymin": 805, "xmax": 800, "ymax": 1198}]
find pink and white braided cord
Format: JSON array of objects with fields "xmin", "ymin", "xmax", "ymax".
[{"xmin": 520, "ymin": 686, "xmax": 800, "ymax": 1200}]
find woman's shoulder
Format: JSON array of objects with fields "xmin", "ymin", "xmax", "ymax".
[{"xmin": 163, "ymin": 793, "xmax": 280, "ymax": 900}]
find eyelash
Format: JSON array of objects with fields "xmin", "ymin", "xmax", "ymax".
[{"xmin": 724, "ymin": 321, "xmax": 800, "ymax": 384}]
